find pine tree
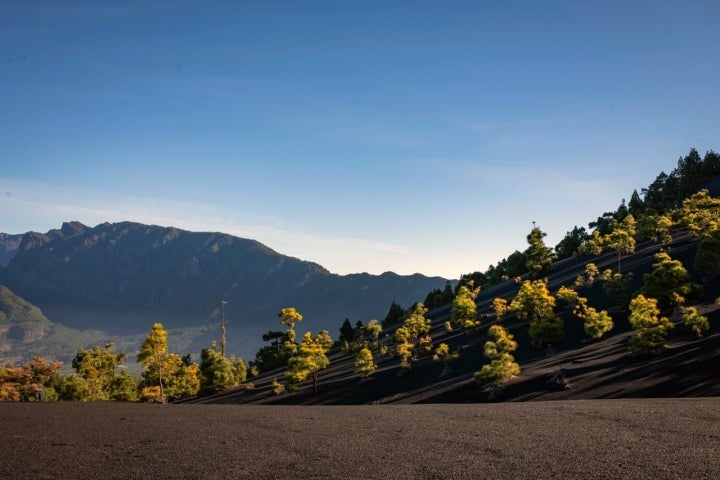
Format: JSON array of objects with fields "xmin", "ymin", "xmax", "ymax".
[
  {"xmin": 137, "ymin": 323, "xmax": 169, "ymax": 402},
  {"xmin": 682, "ymin": 307, "xmax": 709, "ymax": 337},
  {"xmin": 72, "ymin": 343, "xmax": 126, "ymax": 401},
  {"xmin": 354, "ymin": 347, "xmax": 376, "ymax": 378},
  {"xmin": 607, "ymin": 215, "xmax": 636, "ymax": 271},
  {"xmin": 365, "ymin": 319, "xmax": 383, "ymax": 351},
  {"xmin": 525, "ymin": 227, "xmax": 555, "ymax": 278},
  {"xmin": 432, "ymin": 343, "xmax": 459, "ymax": 376},
  {"xmin": 509, "ymin": 280, "xmax": 563, "ymax": 348},
  {"xmin": 451, "ymin": 284, "xmax": 480, "ymax": 334},
  {"xmin": 278, "ymin": 307, "xmax": 303, "ymax": 357},
  {"xmin": 628, "ymin": 294, "xmax": 674, "ymax": 353},
  {"xmin": 284, "ymin": 331, "xmax": 331, "ymax": 395},
  {"xmin": 491, "ymin": 297, "xmax": 508, "ymax": 321},
  {"xmin": 557, "ymin": 286, "xmax": 613, "ymax": 340},
  {"xmin": 199, "ymin": 347, "xmax": 240, "ymax": 396},
  {"xmin": 339, "ymin": 319, "xmax": 354, "ymax": 345},
  {"xmin": 382, "ymin": 301, "xmax": 405, "ymax": 328},
  {"xmin": 642, "ymin": 251, "xmax": 698, "ymax": 309},
  {"xmin": 475, "ymin": 325, "xmax": 520, "ymax": 387}
]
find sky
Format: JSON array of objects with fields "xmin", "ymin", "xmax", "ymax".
[{"xmin": 1, "ymin": 1, "xmax": 719, "ymax": 279}]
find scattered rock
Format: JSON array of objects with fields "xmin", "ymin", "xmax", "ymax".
[{"xmin": 546, "ymin": 368, "xmax": 572, "ymax": 390}]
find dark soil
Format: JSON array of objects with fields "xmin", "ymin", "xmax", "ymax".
[{"xmin": 2, "ymin": 399, "xmax": 719, "ymax": 479}]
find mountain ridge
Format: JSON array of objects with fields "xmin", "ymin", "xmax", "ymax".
[{"xmin": 0, "ymin": 221, "xmax": 448, "ymax": 361}]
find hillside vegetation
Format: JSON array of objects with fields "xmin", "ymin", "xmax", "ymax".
[
  {"xmin": 182, "ymin": 148, "xmax": 720, "ymax": 404},
  {"xmin": 2, "ymin": 148, "xmax": 720, "ymax": 404}
]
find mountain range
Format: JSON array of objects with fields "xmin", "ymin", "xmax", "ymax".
[{"xmin": 0, "ymin": 221, "xmax": 447, "ymax": 363}]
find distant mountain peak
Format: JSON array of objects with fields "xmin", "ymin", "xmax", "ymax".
[{"xmin": 0, "ymin": 220, "xmax": 447, "ymax": 359}]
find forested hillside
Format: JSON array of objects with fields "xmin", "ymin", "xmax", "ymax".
[{"xmin": 2, "ymin": 148, "xmax": 720, "ymax": 404}]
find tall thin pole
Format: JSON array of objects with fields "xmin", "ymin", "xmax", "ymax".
[{"xmin": 220, "ymin": 300, "xmax": 228, "ymax": 357}]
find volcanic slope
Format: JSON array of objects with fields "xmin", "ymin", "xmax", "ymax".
[{"xmin": 182, "ymin": 230, "xmax": 720, "ymax": 404}]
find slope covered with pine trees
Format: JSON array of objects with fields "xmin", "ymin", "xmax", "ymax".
[{"xmin": 182, "ymin": 148, "xmax": 720, "ymax": 404}]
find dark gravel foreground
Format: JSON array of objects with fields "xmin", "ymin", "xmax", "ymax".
[{"xmin": 2, "ymin": 399, "xmax": 719, "ymax": 479}]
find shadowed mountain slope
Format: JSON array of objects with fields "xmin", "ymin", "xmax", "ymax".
[
  {"xmin": 0, "ymin": 233, "xmax": 22, "ymax": 268},
  {"xmin": 0, "ymin": 221, "xmax": 447, "ymax": 360}
]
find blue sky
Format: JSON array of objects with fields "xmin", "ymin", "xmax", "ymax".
[{"xmin": 1, "ymin": 1, "xmax": 719, "ymax": 278}]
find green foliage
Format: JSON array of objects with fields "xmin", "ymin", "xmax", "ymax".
[
  {"xmin": 432, "ymin": 343, "xmax": 459, "ymax": 376},
  {"xmin": 109, "ymin": 371, "xmax": 139, "ymax": 402},
  {"xmin": 392, "ymin": 303, "xmax": 432, "ymax": 370},
  {"xmin": 277, "ymin": 307, "xmax": 303, "ymax": 358},
  {"xmin": 578, "ymin": 230, "xmax": 604, "ymax": 256},
  {"xmin": 199, "ymin": 347, "xmax": 240, "ymax": 396},
  {"xmin": 557, "ymin": 286, "xmax": 613, "ymax": 340},
  {"xmin": 636, "ymin": 213, "xmax": 674, "ymax": 246},
  {"xmin": 166, "ymin": 357, "xmax": 200, "ymax": 400},
  {"xmin": 574, "ymin": 262, "xmax": 599, "ymax": 288},
  {"xmin": 582, "ymin": 308, "xmax": 614, "ymax": 340},
  {"xmin": 696, "ymin": 229, "xmax": 720, "ymax": 278},
  {"xmin": 278, "ymin": 307, "xmax": 303, "ymax": 330},
  {"xmin": 232, "ymin": 356, "xmax": 248, "ymax": 384},
  {"xmin": 72, "ymin": 343, "xmax": 126, "ymax": 401},
  {"xmin": 641, "ymin": 251, "xmax": 698, "ymax": 309},
  {"xmin": 527, "ymin": 316, "xmax": 564, "ymax": 349},
  {"xmin": 679, "ymin": 189, "xmax": 720, "ymax": 237},
  {"xmin": 393, "ymin": 303, "xmax": 432, "ymax": 371},
  {"xmin": 284, "ymin": 330, "xmax": 332, "ymax": 395},
  {"xmin": 57, "ymin": 374, "xmax": 92, "ymax": 401},
  {"xmin": 682, "ymin": 307, "xmax": 709, "ymax": 337},
  {"xmin": 252, "ymin": 330, "xmax": 291, "ymax": 373},
  {"xmin": 339, "ymin": 318, "xmax": 355, "ymax": 344},
  {"xmin": 628, "ymin": 295, "xmax": 674, "ymax": 353},
  {"xmin": 353, "ymin": 320, "xmax": 365, "ymax": 342},
  {"xmin": 451, "ymin": 285, "xmax": 480, "ymax": 334},
  {"xmin": 271, "ymin": 377, "xmax": 284, "ymax": 395},
  {"xmin": 491, "ymin": 297, "xmax": 508, "ymax": 321},
  {"xmin": 581, "ymin": 212, "xmax": 636, "ymax": 270},
  {"xmin": 484, "ymin": 251, "xmax": 528, "ymax": 286},
  {"xmin": 525, "ymin": 226, "xmax": 555, "ymax": 278},
  {"xmin": 404, "ymin": 303, "xmax": 431, "ymax": 340},
  {"xmin": 137, "ymin": 323, "xmax": 169, "ymax": 402},
  {"xmin": 641, "ymin": 150, "xmax": 720, "ymax": 213},
  {"xmin": 424, "ymin": 281, "xmax": 455, "ymax": 310},
  {"xmin": 628, "ymin": 189, "xmax": 645, "ymax": 216},
  {"xmin": 455, "ymin": 272, "xmax": 487, "ymax": 293},
  {"xmin": 556, "ymin": 285, "xmax": 580, "ymax": 306},
  {"xmin": 606, "ymin": 215, "xmax": 636, "ymax": 271},
  {"xmin": 354, "ymin": 347, "xmax": 376, "ymax": 378},
  {"xmin": 509, "ymin": 280, "xmax": 563, "ymax": 348},
  {"xmin": 599, "ymin": 268, "xmax": 634, "ymax": 309},
  {"xmin": 475, "ymin": 353, "xmax": 521, "ymax": 388},
  {"xmin": 365, "ymin": 319, "xmax": 383, "ymax": 350},
  {"xmin": 395, "ymin": 335, "xmax": 413, "ymax": 371},
  {"xmin": 554, "ymin": 226, "xmax": 590, "ymax": 260},
  {"xmin": 588, "ymin": 211, "xmax": 615, "ymax": 236},
  {"xmin": 381, "ymin": 301, "xmax": 405, "ymax": 328},
  {"xmin": 475, "ymin": 325, "xmax": 520, "ymax": 387}
]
